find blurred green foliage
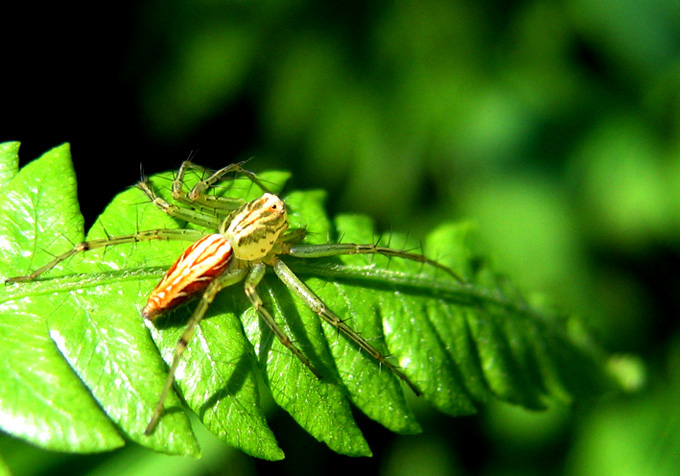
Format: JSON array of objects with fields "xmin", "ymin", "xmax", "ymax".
[{"xmin": 3, "ymin": 0, "xmax": 680, "ymax": 474}]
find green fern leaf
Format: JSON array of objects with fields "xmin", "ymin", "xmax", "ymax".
[{"xmin": 0, "ymin": 143, "xmax": 614, "ymax": 460}]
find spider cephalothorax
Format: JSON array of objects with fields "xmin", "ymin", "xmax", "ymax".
[{"xmin": 222, "ymin": 193, "xmax": 289, "ymax": 260}]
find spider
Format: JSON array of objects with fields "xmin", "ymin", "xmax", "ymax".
[{"xmin": 7, "ymin": 160, "xmax": 463, "ymax": 435}]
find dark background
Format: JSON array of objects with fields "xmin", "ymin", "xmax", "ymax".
[{"xmin": 2, "ymin": 1, "xmax": 680, "ymax": 475}]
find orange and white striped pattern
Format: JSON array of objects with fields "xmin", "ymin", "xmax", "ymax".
[{"xmin": 142, "ymin": 234, "xmax": 233, "ymax": 320}]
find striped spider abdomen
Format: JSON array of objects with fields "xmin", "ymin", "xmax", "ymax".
[{"xmin": 142, "ymin": 234, "xmax": 233, "ymax": 320}]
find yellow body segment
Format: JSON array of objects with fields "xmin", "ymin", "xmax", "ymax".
[{"xmin": 224, "ymin": 193, "xmax": 288, "ymax": 260}]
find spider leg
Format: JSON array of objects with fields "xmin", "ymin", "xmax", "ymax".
[
  {"xmin": 137, "ymin": 179, "xmax": 224, "ymax": 229},
  {"xmin": 169, "ymin": 159, "xmax": 272, "ymax": 214},
  {"xmin": 145, "ymin": 266, "xmax": 249, "ymax": 435},
  {"xmin": 5, "ymin": 228, "xmax": 205, "ymax": 283},
  {"xmin": 186, "ymin": 159, "xmax": 272, "ymax": 200},
  {"xmin": 272, "ymin": 259, "xmax": 421, "ymax": 395},
  {"xmin": 244, "ymin": 263, "xmax": 322, "ymax": 380},
  {"xmin": 172, "ymin": 159, "xmax": 210, "ymax": 198},
  {"xmin": 279, "ymin": 228, "xmax": 308, "ymax": 244},
  {"xmin": 285, "ymin": 243, "xmax": 464, "ymax": 283},
  {"xmin": 169, "ymin": 160, "xmax": 248, "ymax": 213}
]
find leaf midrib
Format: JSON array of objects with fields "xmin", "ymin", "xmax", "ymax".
[
  {"xmin": 284, "ymin": 259, "xmax": 544, "ymax": 319},
  {"xmin": 1, "ymin": 268, "xmax": 166, "ymax": 303},
  {"xmin": 3, "ymin": 259, "xmax": 543, "ymax": 325}
]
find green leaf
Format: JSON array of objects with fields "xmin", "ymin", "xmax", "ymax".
[
  {"xmin": 0, "ymin": 143, "xmax": 615, "ymax": 459},
  {"xmin": 0, "ymin": 454, "xmax": 10, "ymax": 476},
  {"xmin": 0, "ymin": 143, "xmax": 124, "ymax": 452},
  {"xmin": 0, "ymin": 142, "xmax": 19, "ymax": 188}
]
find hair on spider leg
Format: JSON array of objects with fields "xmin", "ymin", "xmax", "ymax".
[
  {"xmin": 386, "ymin": 227, "xmax": 395, "ymax": 248},
  {"xmin": 297, "ymin": 226, "xmax": 312, "ymax": 240},
  {"xmin": 405, "ymin": 230, "xmax": 424, "ymax": 260},
  {"xmin": 90, "ymin": 221, "xmax": 131, "ymax": 263},
  {"xmin": 210, "ymin": 173, "xmax": 265, "ymax": 197},
  {"xmin": 96, "ymin": 220, "xmax": 114, "ymax": 242},
  {"xmin": 255, "ymin": 333, "xmax": 326, "ymax": 379},
  {"xmin": 23, "ymin": 214, "xmax": 82, "ymax": 261},
  {"xmin": 138, "ymin": 163, "xmax": 183, "ymax": 188},
  {"xmin": 363, "ymin": 332, "xmax": 387, "ymax": 345},
  {"xmin": 428, "ymin": 248, "xmax": 456, "ymax": 278},
  {"xmin": 399, "ymin": 228, "xmax": 412, "ymax": 247},
  {"xmin": 285, "ymin": 226, "xmax": 314, "ymax": 246},
  {"xmin": 128, "ymin": 192, "xmax": 165, "ymax": 209},
  {"xmin": 138, "ymin": 163, "xmax": 147, "ymax": 184},
  {"xmin": 347, "ymin": 334, "xmax": 399, "ymax": 371},
  {"xmin": 417, "ymin": 239, "xmax": 427, "ymax": 275},
  {"xmin": 29, "ymin": 233, "xmax": 74, "ymax": 263},
  {"xmin": 365, "ymin": 232, "xmax": 385, "ymax": 267},
  {"xmin": 186, "ymin": 149, "xmax": 200, "ymax": 164},
  {"xmin": 335, "ymin": 231, "xmax": 346, "ymax": 244},
  {"xmin": 247, "ymin": 175, "xmax": 279, "ymax": 193},
  {"xmin": 136, "ymin": 172, "xmax": 175, "ymax": 199}
]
